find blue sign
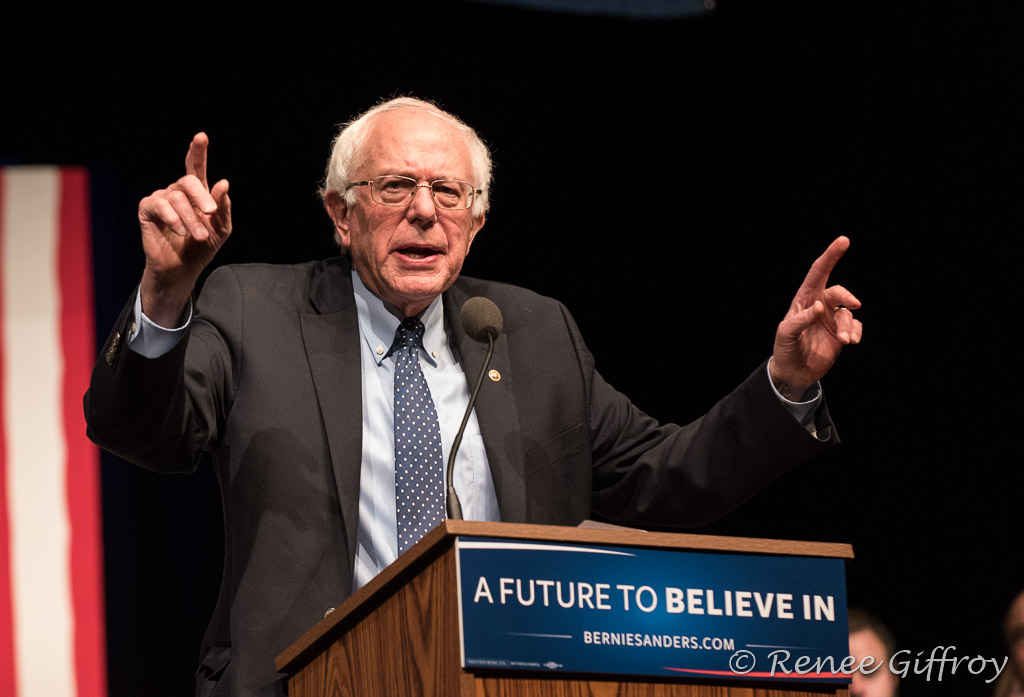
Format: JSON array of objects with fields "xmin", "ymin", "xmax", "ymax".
[{"xmin": 456, "ymin": 537, "xmax": 850, "ymax": 684}]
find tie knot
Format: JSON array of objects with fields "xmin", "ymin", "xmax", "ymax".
[{"xmin": 394, "ymin": 319, "xmax": 425, "ymax": 350}]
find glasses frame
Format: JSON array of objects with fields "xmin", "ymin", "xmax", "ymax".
[{"xmin": 345, "ymin": 174, "xmax": 482, "ymax": 211}]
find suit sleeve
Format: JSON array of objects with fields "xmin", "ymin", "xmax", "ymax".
[
  {"xmin": 84, "ymin": 267, "xmax": 244, "ymax": 473},
  {"xmin": 560, "ymin": 305, "xmax": 838, "ymax": 527}
]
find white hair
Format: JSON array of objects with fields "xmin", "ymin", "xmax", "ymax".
[{"xmin": 321, "ymin": 97, "xmax": 492, "ymax": 227}]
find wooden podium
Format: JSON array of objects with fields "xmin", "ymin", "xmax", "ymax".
[{"xmin": 276, "ymin": 521, "xmax": 853, "ymax": 697}]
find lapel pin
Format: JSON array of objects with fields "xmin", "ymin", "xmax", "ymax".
[{"xmin": 488, "ymin": 369, "xmax": 501, "ymax": 382}]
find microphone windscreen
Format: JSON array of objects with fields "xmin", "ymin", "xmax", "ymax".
[{"xmin": 460, "ymin": 297, "xmax": 503, "ymax": 342}]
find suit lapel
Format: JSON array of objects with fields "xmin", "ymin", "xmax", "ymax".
[
  {"xmin": 300, "ymin": 259, "xmax": 363, "ymax": 576},
  {"xmin": 445, "ymin": 282, "xmax": 527, "ymax": 523}
]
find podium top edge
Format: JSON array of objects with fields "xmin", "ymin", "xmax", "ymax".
[{"xmin": 438, "ymin": 520, "xmax": 854, "ymax": 560}]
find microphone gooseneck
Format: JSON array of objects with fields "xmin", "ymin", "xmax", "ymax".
[{"xmin": 446, "ymin": 297, "xmax": 504, "ymax": 520}]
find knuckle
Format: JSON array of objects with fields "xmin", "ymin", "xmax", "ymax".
[{"xmin": 166, "ymin": 192, "xmax": 196, "ymax": 218}]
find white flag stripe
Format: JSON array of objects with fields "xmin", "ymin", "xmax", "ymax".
[{"xmin": 2, "ymin": 167, "xmax": 76, "ymax": 697}]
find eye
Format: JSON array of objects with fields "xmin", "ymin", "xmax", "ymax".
[
  {"xmin": 375, "ymin": 176, "xmax": 415, "ymax": 202},
  {"xmin": 379, "ymin": 176, "xmax": 413, "ymax": 192},
  {"xmin": 432, "ymin": 181, "xmax": 467, "ymax": 207}
]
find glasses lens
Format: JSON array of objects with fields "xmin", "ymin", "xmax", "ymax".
[
  {"xmin": 431, "ymin": 180, "xmax": 472, "ymax": 209},
  {"xmin": 372, "ymin": 176, "xmax": 416, "ymax": 205}
]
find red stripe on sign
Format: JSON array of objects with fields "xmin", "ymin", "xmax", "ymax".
[
  {"xmin": 0, "ymin": 170, "xmax": 17, "ymax": 697},
  {"xmin": 665, "ymin": 666, "xmax": 848, "ymax": 679},
  {"xmin": 58, "ymin": 168, "xmax": 107, "ymax": 697}
]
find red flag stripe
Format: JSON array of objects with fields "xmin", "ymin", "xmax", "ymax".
[
  {"xmin": 59, "ymin": 168, "xmax": 106, "ymax": 697},
  {"xmin": 0, "ymin": 168, "xmax": 18, "ymax": 697}
]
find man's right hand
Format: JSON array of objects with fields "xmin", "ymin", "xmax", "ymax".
[{"xmin": 138, "ymin": 132, "xmax": 232, "ymax": 327}]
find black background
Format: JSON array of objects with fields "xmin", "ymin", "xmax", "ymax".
[{"xmin": 3, "ymin": 2, "xmax": 1022, "ymax": 695}]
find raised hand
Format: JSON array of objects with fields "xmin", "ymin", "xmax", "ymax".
[
  {"xmin": 138, "ymin": 133, "xmax": 232, "ymax": 327},
  {"xmin": 769, "ymin": 236, "xmax": 862, "ymax": 401}
]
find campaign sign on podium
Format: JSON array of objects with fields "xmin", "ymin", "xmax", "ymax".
[{"xmin": 456, "ymin": 537, "xmax": 850, "ymax": 684}]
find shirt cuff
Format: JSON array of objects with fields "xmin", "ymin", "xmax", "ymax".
[
  {"xmin": 765, "ymin": 358, "xmax": 822, "ymax": 431},
  {"xmin": 127, "ymin": 287, "xmax": 192, "ymax": 358}
]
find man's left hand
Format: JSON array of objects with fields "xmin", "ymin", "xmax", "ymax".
[{"xmin": 769, "ymin": 236, "xmax": 862, "ymax": 401}]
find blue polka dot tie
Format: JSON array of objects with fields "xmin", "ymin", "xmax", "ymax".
[{"xmin": 392, "ymin": 319, "xmax": 445, "ymax": 554}]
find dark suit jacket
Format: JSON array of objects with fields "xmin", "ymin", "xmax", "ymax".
[{"xmin": 85, "ymin": 256, "xmax": 836, "ymax": 697}]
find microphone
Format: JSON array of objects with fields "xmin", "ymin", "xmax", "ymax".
[
  {"xmin": 447, "ymin": 297, "xmax": 503, "ymax": 520},
  {"xmin": 460, "ymin": 296, "xmax": 503, "ymax": 343}
]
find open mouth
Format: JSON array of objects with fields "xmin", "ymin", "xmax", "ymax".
[{"xmin": 395, "ymin": 245, "xmax": 441, "ymax": 260}]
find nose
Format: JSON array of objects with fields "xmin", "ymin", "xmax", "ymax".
[{"xmin": 406, "ymin": 182, "xmax": 437, "ymax": 224}]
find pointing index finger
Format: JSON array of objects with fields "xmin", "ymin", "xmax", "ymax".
[
  {"xmin": 800, "ymin": 235, "xmax": 850, "ymax": 294},
  {"xmin": 185, "ymin": 132, "xmax": 210, "ymax": 188}
]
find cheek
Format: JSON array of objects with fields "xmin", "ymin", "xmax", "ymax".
[
  {"xmin": 449, "ymin": 221, "xmax": 479, "ymax": 256},
  {"xmin": 349, "ymin": 216, "xmax": 390, "ymax": 259}
]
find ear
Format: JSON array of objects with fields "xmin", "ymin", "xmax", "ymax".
[
  {"xmin": 324, "ymin": 190, "xmax": 351, "ymax": 250},
  {"xmin": 465, "ymin": 212, "xmax": 485, "ymax": 254}
]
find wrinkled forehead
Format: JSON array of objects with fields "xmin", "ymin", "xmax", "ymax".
[{"xmin": 357, "ymin": 107, "xmax": 475, "ymax": 180}]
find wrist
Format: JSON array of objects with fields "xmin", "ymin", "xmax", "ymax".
[
  {"xmin": 768, "ymin": 357, "xmax": 812, "ymax": 402},
  {"xmin": 140, "ymin": 269, "xmax": 194, "ymax": 328}
]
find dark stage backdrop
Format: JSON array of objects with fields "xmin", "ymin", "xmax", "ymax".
[{"xmin": 3, "ymin": 2, "xmax": 1021, "ymax": 696}]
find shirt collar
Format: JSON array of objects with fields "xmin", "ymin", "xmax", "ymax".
[{"xmin": 351, "ymin": 269, "xmax": 449, "ymax": 368}]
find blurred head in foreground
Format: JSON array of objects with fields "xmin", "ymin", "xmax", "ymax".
[{"xmin": 848, "ymin": 608, "xmax": 899, "ymax": 697}]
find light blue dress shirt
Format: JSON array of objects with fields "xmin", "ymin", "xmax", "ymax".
[{"xmin": 349, "ymin": 271, "xmax": 499, "ymax": 590}]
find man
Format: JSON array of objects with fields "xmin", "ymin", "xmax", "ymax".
[
  {"xmin": 85, "ymin": 97, "xmax": 861, "ymax": 697},
  {"xmin": 848, "ymin": 608, "xmax": 899, "ymax": 697}
]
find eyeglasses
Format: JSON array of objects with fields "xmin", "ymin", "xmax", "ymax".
[{"xmin": 346, "ymin": 175, "xmax": 481, "ymax": 210}]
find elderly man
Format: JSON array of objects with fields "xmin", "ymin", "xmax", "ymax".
[{"xmin": 85, "ymin": 97, "xmax": 861, "ymax": 697}]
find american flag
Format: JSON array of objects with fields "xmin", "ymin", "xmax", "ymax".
[{"xmin": 0, "ymin": 166, "xmax": 106, "ymax": 696}]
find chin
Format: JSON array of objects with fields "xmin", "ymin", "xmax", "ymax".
[{"xmin": 392, "ymin": 277, "xmax": 449, "ymax": 300}]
